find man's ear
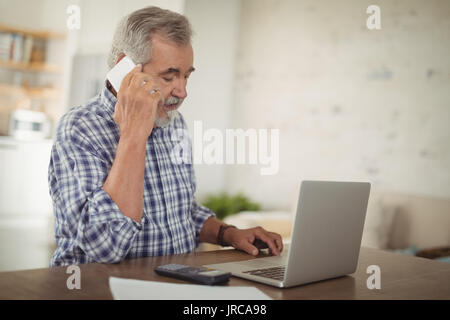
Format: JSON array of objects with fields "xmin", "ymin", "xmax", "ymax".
[{"xmin": 116, "ymin": 53, "xmax": 126, "ymax": 65}]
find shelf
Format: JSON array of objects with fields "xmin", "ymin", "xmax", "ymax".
[
  {"xmin": 0, "ymin": 23, "xmax": 66, "ymax": 39},
  {"xmin": 0, "ymin": 60, "xmax": 63, "ymax": 74},
  {"xmin": 0, "ymin": 84, "xmax": 61, "ymax": 100}
]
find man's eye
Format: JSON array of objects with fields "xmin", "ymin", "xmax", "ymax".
[{"xmin": 163, "ymin": 77, "xmax": 173, "ymax": 82}]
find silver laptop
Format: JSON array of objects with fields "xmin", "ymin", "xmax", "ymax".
[{"xmin": 205, "ymin": 180, "xmax": 371, "ymax": 288}]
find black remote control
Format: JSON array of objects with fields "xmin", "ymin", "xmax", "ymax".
[{"xmin": 154, "ymin": 264, "xmax": 231, "ymax": 285}]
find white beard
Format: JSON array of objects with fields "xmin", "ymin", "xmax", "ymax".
[
  {"xmin": 155, "ymin": 96, "xmax": 182, "ymax": 128},
  {"xmin": 155, "ymin": 110, "xmax": 177, "ymax": 128}
]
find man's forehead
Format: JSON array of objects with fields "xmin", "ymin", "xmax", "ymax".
[
  {"xmin": 150, "ymin": 35, "xmax": 194, "ymax": 72},
  {"xmin": 150, "ymin": 34, "xmax": 193, "ymax": 56}
]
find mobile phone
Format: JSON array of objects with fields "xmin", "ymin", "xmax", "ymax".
[
  {"xmin": 154, "ymin": 264, "xmax": 231, "ymax": 285},
  {"xmin": 106, "ymin": 55, "xmax": 136, "ymax": 92}
]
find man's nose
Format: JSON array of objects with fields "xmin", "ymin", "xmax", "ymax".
[{"xmin": 172, "ymin": 79, "xmax": 188, "ymax": 99}]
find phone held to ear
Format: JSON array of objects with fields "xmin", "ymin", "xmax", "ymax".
[{"xmin": 106, "ymin": 56, "xmax": 136, "ymax": 92}]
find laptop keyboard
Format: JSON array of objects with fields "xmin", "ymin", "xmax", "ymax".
[{"xmin": 243, "ymin": 266, "xmax": 286, "ymax": 281}]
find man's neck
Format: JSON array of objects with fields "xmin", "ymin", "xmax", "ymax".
[{"xmin": 106, "ymin": 80, "xmax": 118, "ymax": 98}]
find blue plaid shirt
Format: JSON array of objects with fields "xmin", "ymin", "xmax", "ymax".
[{"xmin": 48, "ymin": 86, "xmax": 215, "ymax": 266}]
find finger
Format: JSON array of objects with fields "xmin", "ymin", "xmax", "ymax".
[
  {"xmin": 141, "ymin": 82, "xmax": 163, "ymax": 105},
  {"xmin": 130, "ymin": 72, "xmax": 155, "ymax": 91},
  {"xmin": 254, "ymin": 229, "xmax": 279, "ymax": 256},
  {"xmin": 130, "ymin": 73, "xmax": 154, "ymax": 91},
  {"xmin": 269, "ymin": 232, "xmax": 284, "ymax": 253},
  {"xmin": 238, "ymin": 240, "xmax": 259, "ymax": 256},
  {"xmin": 141, "ymin": 80, "xmax": 161, "ymax": 95},
  {"xmin": 253, "ymin": 238, "xmax": 268, "ymax": 249},
  {"xmin": 121, "ymin": 64, "xmax": 142, "ymax": 90}
]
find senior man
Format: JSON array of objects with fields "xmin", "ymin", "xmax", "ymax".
[{"xmin": 49, "ymin": 6, "xmax": 282, "ymax": 266}]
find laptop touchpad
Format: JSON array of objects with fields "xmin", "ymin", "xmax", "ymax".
[{"xmin": 236, "ymin": 257, "xmax": 285, "ymax": 270}]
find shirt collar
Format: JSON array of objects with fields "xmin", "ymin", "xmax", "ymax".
[{"xmin": 100, "ymin": 83, "xmax": 117, "ymax": 116}]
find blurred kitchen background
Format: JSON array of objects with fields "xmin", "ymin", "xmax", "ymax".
[{"xmin": 0, "ymin": 0, "xmax": 449, "ymax": 271}]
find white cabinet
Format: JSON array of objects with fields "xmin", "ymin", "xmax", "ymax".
[
  {"xmin": 0, "ymin": 137, "xmax": 53, "ymax": 217},
  {"xmin": 0, "ymin": 137, "xmax": 54, "ymax": 271},
  {"xmin": 0, "ymin": 216, "xmax": 55, "ymax": 271}
]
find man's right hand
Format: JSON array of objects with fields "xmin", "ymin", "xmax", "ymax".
[
  {"xmin": 104, "ymin": 64, "xmax": 162, "ymax": 223},
  {"xmin": 113, "ymin": 64, "xmax": 163, "ymax": 139}
]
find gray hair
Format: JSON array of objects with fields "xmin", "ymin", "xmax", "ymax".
[{"xmin": 107, "ymin": 6, "xmax": 192, "ymax": 69}]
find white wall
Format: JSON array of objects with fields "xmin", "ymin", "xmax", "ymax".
[
  {"xmin": 183, "ymin": 0, "xmax": 241, "ymax": 198},
  {"xmin": 226, "ymin": 0, "xmax": 450, "ymax": 211},
  {"xmin": 76, "ymin": 0, "xmax": 185, "ymax": 55},
  {"xmin": 3, "ymin": 0, "xmax": 447, "ymax": 211},
  {"xmin": 0, "ymin": 0, "xmax": 49, "ymax": 29}
]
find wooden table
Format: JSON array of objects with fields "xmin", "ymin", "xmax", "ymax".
[{"xmin": 0, "ymin": 247, "xmax": 449, "ymax": 299}]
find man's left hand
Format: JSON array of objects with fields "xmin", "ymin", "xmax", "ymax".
[{"xmin": 224, "ymin": 226, "xmax": 283, "ymax": 256}]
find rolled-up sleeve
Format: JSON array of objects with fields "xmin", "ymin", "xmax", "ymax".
[
  {"xmin": 49, "ymin": 115, "xmax": 141, "ymax": 265},
  {"xmin": 191, "ymin": 200, "xmax": 215, "ymax": 240}
]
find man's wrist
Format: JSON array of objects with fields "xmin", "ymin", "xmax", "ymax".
[
  {"xmin": 217, "ymin": 224, "xmax": 236, "ymax": 247},
  {"xmin": 119, "ymin": 130, "xmax": 149, "ymax": 147}
]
